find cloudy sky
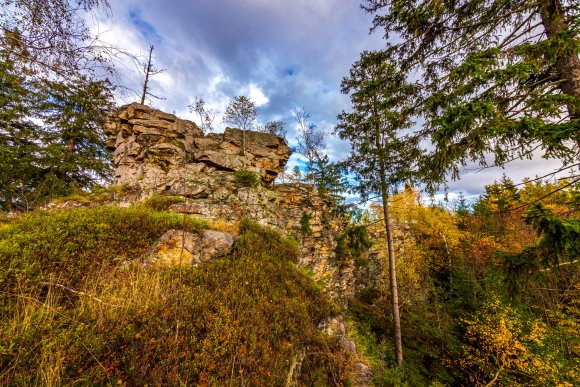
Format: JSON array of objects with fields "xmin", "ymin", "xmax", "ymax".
[{"xmin": 94, "ymin": 0, "xmax": 570, "ymax": 203}]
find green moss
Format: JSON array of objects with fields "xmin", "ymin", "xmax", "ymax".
[
  {"xmin": 234, "ymin": 169, "xmax": 261, "ymax": 187},
  {"xmin": 140, "ymin": 194, "xmax": 185, "ymax": 211}
]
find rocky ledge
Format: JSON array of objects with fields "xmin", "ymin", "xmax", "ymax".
[{"xmin": 105, "ymin": 103, "xmax": 291, "ymax": 191}]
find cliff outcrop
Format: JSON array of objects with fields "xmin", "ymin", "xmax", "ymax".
[
  {"xmin": 105, "ymin": 103, "xmax": 382, "ymax": 301},
  {"xmin": 105, "ymin": 103, "xmax": 290, "ymax": 191}
]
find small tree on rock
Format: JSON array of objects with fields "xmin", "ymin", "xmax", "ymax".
[
  {"xmin": 294, "ymin": 108, "xmax": 325, "ymax": 183},
  {"xmin": 224, "ymin": 95, "xmax": 257, "ymax": 154},
  {"xmin": 261, "ymin": 120, "xmax": 287, "ymax": 138},
  {"xmin": 188, "ymin": 96, "xmax": 215, "ymax": 134}
]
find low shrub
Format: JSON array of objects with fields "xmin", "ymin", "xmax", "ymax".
[
  {"xmin": 0, "ymin": 216, "xmax": 352, "ymax": 385},
  {"xmin": 234, "ymin": 169, "xmax": 261, "ymax": 188},
  {"xmin": 0, "ymin": 206, "xmax": 207, "ymax": 294},
  {"xmin": 141, "ymin": 194, "xmax": 185, "ymax": 211}
]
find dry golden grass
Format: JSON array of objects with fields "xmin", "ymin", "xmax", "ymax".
[{"xmin": 209, "ymin": 218, "xmax": 240, "ymax": 234}]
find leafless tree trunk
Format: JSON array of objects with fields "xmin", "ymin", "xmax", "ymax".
[{"xmin": 140, "ymin": 45, "xmax": 164, "ymax": 105}]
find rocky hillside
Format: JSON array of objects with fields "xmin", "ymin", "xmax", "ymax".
[
  {"xmin": 0, "ymin": 205, "xmax": 374, "ymax": 385},
  {"xmin": 0, "ymin": 104, "xmax": 385, "ymax": 385},
  {"xmin": 102, "ymin": 103, "xmax": 383, "ymax": 301}
]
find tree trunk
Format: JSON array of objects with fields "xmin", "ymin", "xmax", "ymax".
[
  {"xmin": 140, "ymin": 45, "xmax": 154, "ymax": 105},
  {"xmin": 241, "ymin": 129, "xmax": 246, "ymax": 155},
  {"xmin": 539, "ymin": 0, "xmax": 580, "ymax": 119},
  {"xmin": 140, "ymin": 69, "xmax": 150, "ymax": 105},
  {"xmin": 379, "ymin": 170, "xmax": 404, "ymax": 368}
]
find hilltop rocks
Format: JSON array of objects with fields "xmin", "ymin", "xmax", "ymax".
[
  {"xmin": 105, "ymin": 103, "xmax": 291, "ymax": 194},
  {"xmin": 106, "ymin": 104, "xmax": 382, "ymax": 302}
]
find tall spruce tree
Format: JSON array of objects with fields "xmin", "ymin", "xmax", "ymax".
[
  {"xmin": 362, "ymin": 0, "xmax": 580, "ymax": 191},
  {"xmin": 0, "ymin": 56, "xmax": 48, "ymax": 210},
  {"xmin": 0, "ymin": 0, "xmax": 116, "ymax": 210},
  {"xmin": 337, "ymin": 50, "xmax": 420, "ymax": 367}
]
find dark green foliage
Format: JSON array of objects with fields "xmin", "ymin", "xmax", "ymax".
[
  {"xmin": 0, "ymin": 56, "xmax": 115, "ymax": 211},
  {"xmin": 299, "ymin": 211, "xmax": 313, "ymax": 236},
  {"xmin": 348, "ymin": 288, "xmax": 459, "ymax": 385},
  {"xmin": 338, "ymin": 49, "xmax": 415, "ymax": 367},
  {"xmin": 141, "ymin": 194, "xmax": 186, "ymax": 211},
  {"xmin": 0, "ymin": 1, "xmax": 115, "ymax": 211},
  {"xmin": 0, "ymin": 206, "xmax": 208, "ymax": 293},
  {"xmin": 361, "ymin": 0, "xmax": 580, "ymax": 191},
  {"xmin": 234, "ymin": 169, "xmax": 261, "ymax": 187},
  {"xmin": 337, "ymin": 50, "xmax": 420, "ymax": 198},
  {"xmin": 0, "ymin": 56, "xmax": 48, "ymax": 210},
  {"xmin": 335, "ymin": 225, "xmax": 373, "ymax": 265},
  {"xmin": 311, "ymin": 155, "xmax": 354, "ymax": 216},
  {"xmin": 39, "ymin": 75, "xmax": 115, "ymax": 186},
  {"xmin": 502, "ymin": 201, "xmax": 580, "ymax": 278}
]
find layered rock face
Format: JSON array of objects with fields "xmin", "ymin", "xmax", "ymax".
[
  {"xmin": 105, "ymin": 103, "xmax": 290, "ymax": 194},
  {"xmin": 105, "ymin": 104, "xmax": 381, "ymax": 301}
]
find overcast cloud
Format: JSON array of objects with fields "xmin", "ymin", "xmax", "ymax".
[{"xmin": 94, "ymin": 0, "xmax": 572, "ymax": 202}]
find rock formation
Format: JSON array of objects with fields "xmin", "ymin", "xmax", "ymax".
[
  {"xmin": 147, "ymin": 229, "xmax": 236, "ymax": 266},
  {"xmin": 104, "ymin": 103, "xmax": 290, "ymax": 192},
  {"xmin": 105, "ymin": 103, "xmax": 382, "ymax": 301}
]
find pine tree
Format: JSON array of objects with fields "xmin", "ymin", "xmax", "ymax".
[
  {"xmin": 0, "ymin": 56, "xmax": 48, "ymax": 210},
  {"xmin": 362, "ymin": 0, "xmax": 580, "ymax": 191},
  {"xmin": 40, "ymin": 75, "xmax": 115, "ymax": 188},
  {"xmin": 0, "ymin": 0, "xmax": 116, "ymax": 210},
  {"xmin": 337, "ymin": 50, "xmax": 420, "ymax": 367}
]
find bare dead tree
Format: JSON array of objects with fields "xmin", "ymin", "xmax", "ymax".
[
  {"xmin": 140, "ymin": 44, "xmax": 165, "ymax": 105},
  {"xmin": 188, "ymin": 96, "xmax": 215, "ymax": 134}
]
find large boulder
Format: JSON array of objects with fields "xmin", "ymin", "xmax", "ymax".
[{"xmin": 147, "ymin": 229, "xmax": 236, "ymax": 266}]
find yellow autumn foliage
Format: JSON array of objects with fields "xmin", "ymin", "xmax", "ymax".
[{"xmin": 459, "ymin": 296, "xmax": 566, "ymax": 386}]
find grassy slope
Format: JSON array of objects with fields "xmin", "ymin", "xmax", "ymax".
[{"xmin": 0, "ymin": 206, "xmax": 353, "ymax": 385}]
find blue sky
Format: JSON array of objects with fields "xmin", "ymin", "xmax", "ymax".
[{"xmin": 93, "ymin": 0, "xmax": 570, "ymax": 203}]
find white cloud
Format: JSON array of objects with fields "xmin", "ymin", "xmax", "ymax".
[
  {"xmin": 87, "ymin": 0, "xmax": 569, "ymax": 200},
  {"xmin": 248, "ymin": 84, "xmax": 269, "ymax": 107}
]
